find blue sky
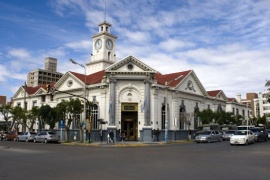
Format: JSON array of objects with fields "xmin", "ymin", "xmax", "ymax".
[{"xmin": 0, "ymin": 0, "xmax": 270, "ymax": 101}]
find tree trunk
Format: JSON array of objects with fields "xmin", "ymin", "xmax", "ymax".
[{"xmin": 65, "ymin": 127, "xmax": 70, "ymax": 142}]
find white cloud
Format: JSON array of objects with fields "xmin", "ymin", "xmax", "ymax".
[
  {"xmin": 65, "ymin": 40, "xmax": 92, "ymax": 51},
  {"xmin": 159, "ymin": 39, "xmax": 195, "ymax": 52},
  {"xmin": 7, "ymin": 48, "xmax": 31, "ymax": 59}
]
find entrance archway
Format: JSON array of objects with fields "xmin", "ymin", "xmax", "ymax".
[{"xmin": 121, "ymin": 103, "xmax": 138, "ymax": 141}]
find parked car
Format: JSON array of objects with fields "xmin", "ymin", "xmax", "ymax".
[
  {"xmin": 195, "ymin": 130, "xmax": 223, "ymax": 143},
  {"xmin": 230, "ymin": 130, "xmax": 255, "ymax": 145},
  {"xmin": 250, "ymin": 127, "xmax": 268, "ymax": 142},
  {"xmin": 17, "ymin": 132, "xmax": 37, "ymax": 142},
  {"xmin": 222, "ymin": 130, "xmax": 236, "ymax": 140},
  {"xmin": 194, "ymin": 131, "xmax": 204, "ymax": 138},
  {"xmin": 6, "ymin": 131, "xmax": 22, "ymax": 141},
  {"xmin": 0, "ymin": 131, "xmax": 9, "ymax": 140},
  {"xmin": 34, "ymin": 131, "xmax": 60, "ymax": 143}
]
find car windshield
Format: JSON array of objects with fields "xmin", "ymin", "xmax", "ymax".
[
  {"xmin": 48, "ymin": 132, "xmax": 56, "ymax": 135},
  {"xmin": 234, "ymin": 131, "xmax": 248, "ymax": 135},
  {"xmin": 250, "ymin": 128, "xmax": 261, "ymax": 132},
  {"xmin": 200, "ymin": 131, "xmax": 211, "ymax": 135}
]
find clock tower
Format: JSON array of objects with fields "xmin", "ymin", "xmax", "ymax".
[{"xmin": 86, "ymin": 21, "xmax": 117, "ymax": 75}]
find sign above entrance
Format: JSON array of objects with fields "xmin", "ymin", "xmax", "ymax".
[{"xmin": 122, "ymin": 103, "xmax": 138, "ymax": 111}]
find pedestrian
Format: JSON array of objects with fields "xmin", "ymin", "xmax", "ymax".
[
  {"xmin": 121, "ymin": 131, "xmax": 125, "ymax": 144},
  {"xmin": 156, "ymin": 128, "xmax": 160, "ymax": 142},
  {"xmin": 100, "ymin": 129, "xmax": 103, "ymax": 143},
  {"xmin": 109, "ymin": 130, "xmax": 115, "ymax": 143},
  {"xmin": 107, "ymin": 131, "xmax": 111, "ymax": 144},
  {"xmin": 152, "ymin": 129, "xmax": 156, "ymax": 142},
  {"xmin": 117, "ymin": 129, "xmax": 121, "ymax": 142}
]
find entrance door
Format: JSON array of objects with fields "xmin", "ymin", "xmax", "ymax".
[
  {"xmin": 123, "ymin": 119, "xmax": 136, "ymax": 141},
  {"xmin": 121, "ymin": 103, "xmax": 138, "ymax": 141}
]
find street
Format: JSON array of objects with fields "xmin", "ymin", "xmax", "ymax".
[{"xmin": 1, "ymin": 140, "xmax": 270, "ymax": 180}]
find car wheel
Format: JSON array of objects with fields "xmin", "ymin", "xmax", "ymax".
[
  {"xmin": 245, "ymin": 140, "xmax": 249, "ymax": 145},
  {"xmin": 207, "ymin": 138, "xmax": 211, "ymax": 143},
  {"xmin": 219, "ymin": 138, "xmax": 222, "ymax": 142},
  {"xmin": 25, "ymin": 138, "xmax": 29, "ymax": 142},
  {"xmin": 230, "ymin": 143, "xmax": 234, "ymax": 146},
  {"xmin": 252, "ymin": 139, "xmax": 255, "ymax": 144},
  {"xmin": 34, "ymin": 139, "xmax": 37, "ymax": 143},
  {"xmin": 44, "ymin": 139, "xmax": 48, "ymax": 144}
]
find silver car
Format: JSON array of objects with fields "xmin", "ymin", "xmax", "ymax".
[
  {"xmin": 195, "ymin": 130, "xmax": 223, "ymax": 143},
  {"xmin": 17, "ymin": 132, "xmax": 37, "ymax": 142},
  {"xmin": 34, "ymin": 131, "xmax": 60, "ymax": 143}
]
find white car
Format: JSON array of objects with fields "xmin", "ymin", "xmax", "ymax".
[
  {"xmin": 230, "ymin": 130, "xmax": 255, "ymax": 145},
  {"xmin": 17, "ymin": 132, "xmax": 37, "ymax": 142}
]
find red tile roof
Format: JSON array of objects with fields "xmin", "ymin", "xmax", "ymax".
[
  {"xmin": 207, "ymin": 90, "xmax": 222, "ymax": 97},
  {"xmin": 227, "ymin": 98, "xmax": 236, "ymax": 102},
  {"xmin": 154, "ymin": 70, "xmax": 190, "ymax": 87},
  {"xmin": 23, "ymin": 82, "xmax": 56, "ymax": 95},
  {"xmin": 70, "ymin": 70, "xmax": 105, "ymax": 85}
]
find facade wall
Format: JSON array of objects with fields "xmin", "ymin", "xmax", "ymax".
[{"xmin": 254, "ymin": 91, "xmax": 270, "ymax": 117}]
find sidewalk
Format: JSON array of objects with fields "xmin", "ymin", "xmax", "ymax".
[{"xmin": 62, "ymin": 140, "xmax": 191, "ymax": 147}]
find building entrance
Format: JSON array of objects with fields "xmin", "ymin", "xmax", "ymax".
[{"xmin": 121, "ymin": 103, "xmax": 138, "ymax": 141}]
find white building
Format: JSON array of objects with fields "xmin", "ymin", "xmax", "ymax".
[
  {"xmin": 254, "ymin": 91, "xmax": 270, "ymax": 118},
  {"xmin": 12, "ymin": 21, "xmax": 251, "ymax": 141}
]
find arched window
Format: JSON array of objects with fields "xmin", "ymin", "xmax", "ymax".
[
  {"xmin": 161, "ymin": 105, "xmax": 165, "ymax": 129},
  {"xmin": 217, "ymin": 104, "xmax": 222, "ymax": 112},
  {"xmin": 194, "ymin": 102, "xmax": 199, "ymax": 130},
  {"xmin": 108, "ymin": 52, "xmax": 111, "ymax": 61},
  {"xmin": 91, "ymin": 104, "xmax": 98, "ymax": 129},
  {"xmin": 179, "ymin": 100, "xmax": 186, "ymax": 130}
]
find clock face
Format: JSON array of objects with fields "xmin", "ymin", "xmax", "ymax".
[
  {"xmin": 106, "ymin": 39, "xmax": 113, "ymax": 50},
  {"xmin": 95, "ymin": 39, "xmax": 102, "ymax": 50}
]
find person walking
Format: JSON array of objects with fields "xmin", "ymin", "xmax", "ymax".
[
  {"xmin": 121, "ymin": 131, "xmax": 125, "ymax": 144},
  {"xmin": 156, "ymin": 128, "xmax": 160, "ymax": 142},
  {"xmin": 152, "ymin": 129, "xmax": 156, "ymax": 142},
  {"xmin": 109, "ymin": 130, "xmax": 115, "ymax": 143},
  {"xmin": 99, "ymin": 129, "xmax": 103, "ymax": 144},
  {"xmin": 107, "ymin": 131, "xmax": 111, "ymax": 144}
]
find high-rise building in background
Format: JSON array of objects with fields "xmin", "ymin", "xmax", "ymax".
[
  {"xmin": 27, "ymin": 57, "xmax": 63, "ymax": 87},
  {"xmin": 0, "ymin": 95, "xmax": 7, "ymax": 106}
]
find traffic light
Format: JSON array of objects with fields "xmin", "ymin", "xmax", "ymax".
[{"xmin": 46, "ymin": 84, "xmax": 50, "ymax": 93}]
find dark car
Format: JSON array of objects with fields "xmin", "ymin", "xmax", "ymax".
[{"xmin": 250, "ymin": 128, "xmax": 268, "ymax": 142}]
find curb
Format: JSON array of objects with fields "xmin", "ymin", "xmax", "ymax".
[{"xmin": 61, "ymin": 140, "xmax": 191, "ymax": 147}]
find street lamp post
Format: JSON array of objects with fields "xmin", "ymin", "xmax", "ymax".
[{"xmin": 70, "ymin": 58, "xmax": 86, "ymax": 143}]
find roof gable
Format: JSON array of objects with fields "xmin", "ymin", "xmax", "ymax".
[
  {"xmin": 105, "ymin": 55, "xmax": 158, "ymax": 74},
  {"xmin": 154, "ymin": 70, "xmax": 209, "ymax": 96},
  {"xmin": 54, "ymin": 70, "xmax": 106, "ymax": 92},
  {"xmin": 208, "ymin": 90, "xmax": 227, "ymax": 101}
]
